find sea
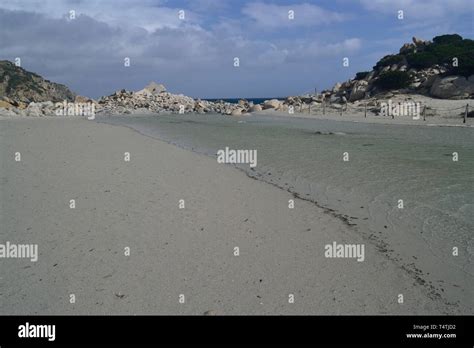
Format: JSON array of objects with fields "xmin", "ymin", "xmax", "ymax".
[
  {"xmin": 203, "ymin": 98, "xmax": 283, "ymax": 105},
  {"xmin": 99, "ymin": 112, "xmax": 474, "ymax": 298}
]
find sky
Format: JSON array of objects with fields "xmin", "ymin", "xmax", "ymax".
[{"xmin": 0, "ymin": 0, "xmax": 472, "ymax": 99}]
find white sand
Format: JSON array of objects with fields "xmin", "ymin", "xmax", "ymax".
[{"xmin": 0, "ymin": 118, "xmax": 468, "ymax": 314}]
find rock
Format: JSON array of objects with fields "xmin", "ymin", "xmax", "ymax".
[
  {"xmin": 194, "ymin": 100, "xmax": 206, "ymax": 110},
  {"xmin": 0, "ymin": 107, "xmax": 19, "ymax": 116},
  {"xmin": 430, "ymin": 76, "xmax": 474, "ymax": 99},
  {"xmin": 25, "ymin": 102, "xmax": 43, "ymax": 117},
  {"xmin": 399, "ymin": 43, "xmax": 415, "ymax": 54},
  {"xmin": 231, "ymin": 108, "xmax": 243, "ymax": 116},
  {"xmin": 1, "ymin": 96, "xmax": 19, "ymax": 106},
  {"xmin": 349, "ymin": 80, "xmax": 368, "ymax": 102},
  {"xmin": 412, "ymin": 36, "xmax": 428, "ymax": 47},
  {"xmin": 409, "ymin": 82, "xmax": 422, "ymax": 89},
  {"xmin": 249, "ymin": 104, "xmax": 262, "ymax": 112},
  {"xmin": 17, "ymin": 102, "xmax": 28, "ymax": 109},
  {"xmin": 0, "ymin": 100, "xmax": 15, "ymax": 109},
  {"xmin": 75, "ymin": 95, "xmax": 93, "ymax": 103},
  {"xmin": 420, "ymin": 75, "xmax": 437, "ymax": 88},
  {"xmin": 142, "ymin": 81, "xmax": 166, "ymax": 94},
  {"xmin": 332, "ymin": 82, "xmax": 342, "ymax": 93},
  {"xmin": 262, "ymin": 99, "xmax": 281, "ymax": 110},
  {"xmin": 341, "ymin": 81, "xmax": 351, "ymax": 89}
]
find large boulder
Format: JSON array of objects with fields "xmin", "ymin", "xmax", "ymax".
[
  {"xmin": 249, "ymin": 104, "xmax": 262, "ymax": 112},
  {"xmin": 421, "ymin": 75, "xmax": 438, "ymax": 89},
  {"xmin": 349, "ymin": 80, "xmax": 368, "ymax": 102},
  {"xmin": 75, "ymin": 95, "xmax": 94, "ymax": 103},
  {"xmin": 262, "ymin": 99, "xmax": 281, "ymax": 110},
  {"xmin": 430, "ymin": 76, "xmax": 474, "ymax": 99},
  {"xmin": 144, "ymin": 81, "xmax": 166, "ymax": 94},
  {"xmin": 412, "ymin": 37, "xmax": 430, "ymax": 48},
  {"xmin": 412, "ymin": 37, "xmax": 424, "ymax": 46},
  {"xmin": 231, "ymin": 108, "xmax": 243, "ymax": 116},
  {"xmin": 135, "ymin": 82, "xmax": 166, "ymax": 96},
  {"xmin": 25, "ymin": 102, "xmax": 43, "ymax": 116}
]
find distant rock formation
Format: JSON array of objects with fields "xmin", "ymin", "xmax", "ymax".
[
  {"xmin": 97, "ymin": 83, "xmax": 249, "ymax": 116},
  {"xmin": 0, "ymin": 60, "xmax": 76, "ymax": 103},
  {"xmin": 135, "ymin": 81, "xmax": 167, "ymax": 96},
  {"xmin": 320, "ymin": 34, "xmax": 474, "ymax": 102}
]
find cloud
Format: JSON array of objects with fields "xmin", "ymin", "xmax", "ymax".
[
  {"xmin": 359, "ymin": 0, "xmax": 473, "ymax": 19},
  {"xmin": 0, "ymin": 0, "xmax": 200, "ymax": 32},
  {"xmin": 242, "ymin": 2, "xmax": 347, "ymax": 29},
  {"xmin": 0, "ymin": 1, "xmax": 363, "ymax": 99},
  {"xmin": 0, "ymin": 0, "xmax": 467, "ymax": 99},
  {"xmin": 285, "ymin": 38, "xmax": 362, "ymax": 62}
]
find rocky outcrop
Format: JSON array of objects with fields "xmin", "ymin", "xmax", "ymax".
[
  {"xmin": 0, "ymin": 99, "xmax": 58, "ymax": 117},
  {"xmin": 319, "ymin": 34, "xmax": 474, "ymax": 102},
  {"xmin": 97, "ymin": 83, "xmax": 252, "ymax": 116},
  {"xmin": 0, "ymin": 60, "xmax": 76, "ymax": 103},
  {"xmin": 430, "ymin": 75, "xmax": 474, "ymax": 99},
  {"xmin": 0, "ymin": 62, "xmax": 253, "ymax": 117}
]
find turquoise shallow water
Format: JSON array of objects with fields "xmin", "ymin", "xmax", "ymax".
[{"xmin": 99, "ymin": 113, "xmax": 474, "ymax": 282}]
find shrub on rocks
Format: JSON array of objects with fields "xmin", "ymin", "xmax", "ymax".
[
  {"xmin": 406, "ymin": 52, "xmax": 438, "ymax": 69},
  {"xmin": 374, "ymin": 54, "xmax": 405, "ymax": 70},
  {"xmin": 374, "ymin": 71, "xmax": 411, "ymax": 90},
  {"xmin": 355, "ymin": 71, "xmax": 370, "ymax": 80}
]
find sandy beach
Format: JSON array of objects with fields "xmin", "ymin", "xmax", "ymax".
[
  {"xmin": 1, "ymin": 117, "xmax": 472, "ymax": 315},
  {"xmin": 255, "ymin": 95, "xmax": 473, "ymax": 127}
]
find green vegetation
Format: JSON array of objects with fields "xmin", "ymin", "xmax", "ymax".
[
  {"xmin": 371, "ymin": 34, "xmax": 474, "ymax": 77},
  {"xmin": 1, "ymin": 60, "xmax": 73, "ymax": 101},
  {"xmin": 405, "ymin": 51, "xmax": 438, "ymax": 69},
  {"xmin": 373, "ymin": 54, "xmax": 405, "ymax": 70},
  {"xmin": 407, "ymin": 35, "xmax": 474, "ymax": 76},
  {"xmin": 354, "ymin": 71, "xmax": 370, "ymax": 80},
  {"xmin": 432, "ymin": 34, "xmax": 463, "ymax": 45},
  {"xmin": 374, "ymin": 71, "xmax": 411, "ymax": 90}
]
